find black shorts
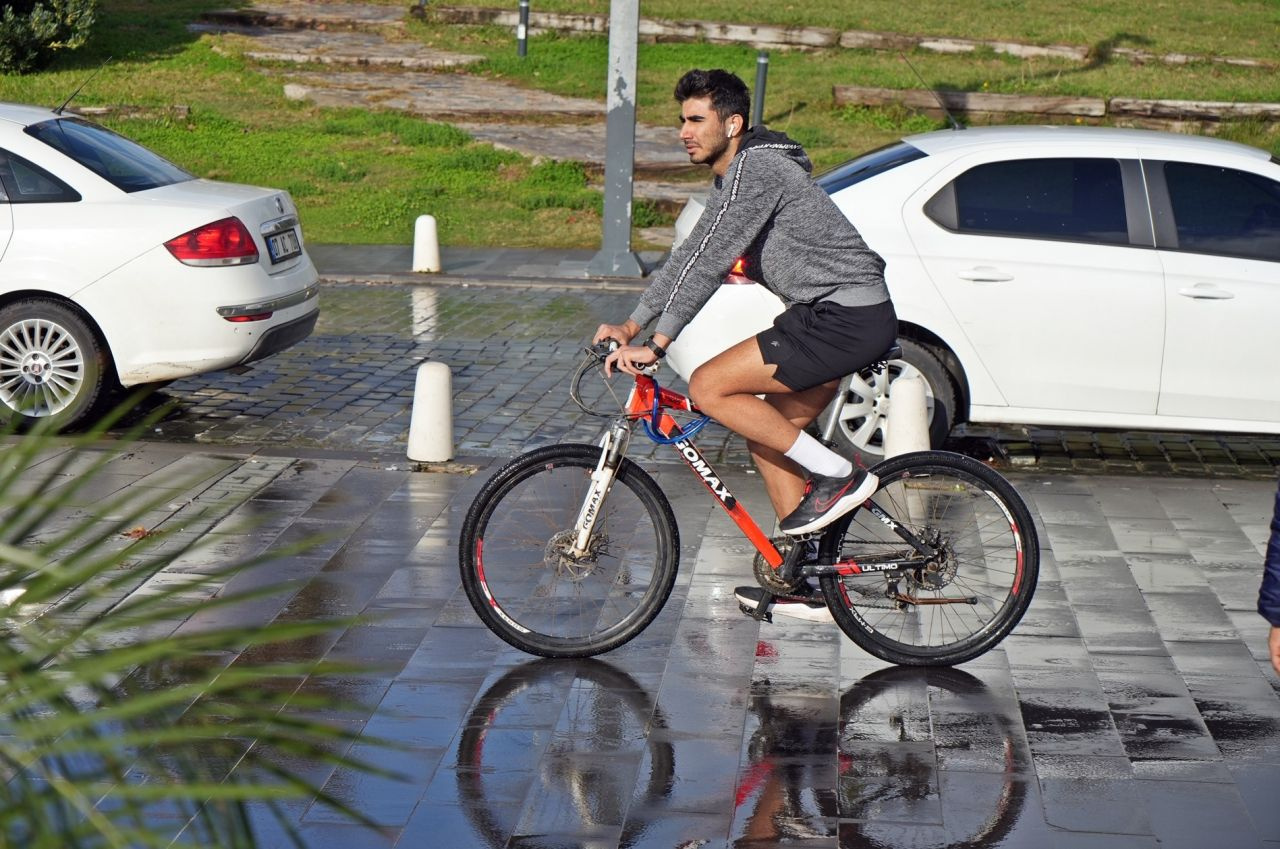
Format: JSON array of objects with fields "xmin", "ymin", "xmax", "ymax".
[{"xmin": 757, "ymin": 299, "xmax": 898, "ymax": 392}]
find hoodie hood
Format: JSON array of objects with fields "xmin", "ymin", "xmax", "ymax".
[{"xmin": 737, "ymin": 126, "xmax": 812, "ymax": 174}]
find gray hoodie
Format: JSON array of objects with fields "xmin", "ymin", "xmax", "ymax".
[{"xmin": 630, "ymin": 127, "xmax": 890, "ymax": 341}]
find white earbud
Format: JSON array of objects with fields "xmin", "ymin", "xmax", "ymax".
[{"xmin": 726, "ymin": 121, "xmax": 736, "ymax": 139}]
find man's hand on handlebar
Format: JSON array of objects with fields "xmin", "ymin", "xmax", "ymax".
[
  {"xmin": 592, "ymin": 321, "xmax": 640, "ymax": 348},
  {"xmin": 592, "ymin": 320, "xmax": 656, "ymax": 377},
  {"xmin": 604, "ymin": 344, "xmax": 659, "ymax": 377}
]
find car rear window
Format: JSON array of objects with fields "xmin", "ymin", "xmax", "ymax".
[
  {"xmin": 929, "ymin": 157, "xmax": 1129, "ymax": 245},
  {"xmin": 816, "ymin": 142, "xmax": 927, "ymax": 194},
  {"xmin": 24, "ymin": 116, "xmax": 192, "ymax": 193},
  {"xmin": 1162, "ymin": 161, "xmax": 1280, "ymax": 262}
]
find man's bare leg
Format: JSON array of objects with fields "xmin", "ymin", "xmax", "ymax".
[
  {"xmin": 688, "ymin": 338, "xmax": 841, "ymax": 519},
  {"xmin": 746, "ymin": 386, "xmax": 839, "ymax": 520}
]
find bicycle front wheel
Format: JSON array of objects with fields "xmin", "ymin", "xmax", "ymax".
[
  {"xmin": 459, "ymin": 444, "xmax": 680, "ymax": 658},
  {"xmin": 818, "ymin": 451, "xmax": 1039, "ymax": 666}
]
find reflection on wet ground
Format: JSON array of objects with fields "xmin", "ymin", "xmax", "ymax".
[{"xmin": 63, "ymin": 443, "xmax": 1279, "ymax": 848}]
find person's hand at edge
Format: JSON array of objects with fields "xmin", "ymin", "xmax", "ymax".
[{"xmin": 593, "ymin": 320, "xmax": 641, "ymax": 347}]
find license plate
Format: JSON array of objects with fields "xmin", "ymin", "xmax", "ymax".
[{"xmin": 266, "ymin": 228, "xmax": 302, "ymax": 264}]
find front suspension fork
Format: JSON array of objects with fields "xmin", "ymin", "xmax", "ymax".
[{"xmin": 570, "ymin": 419, "xmax": 630, "ymax": 556}]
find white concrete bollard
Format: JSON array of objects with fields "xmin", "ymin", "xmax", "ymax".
[
  {"xmin": 413, "ymin": 214, "xmax": 441, "ymax": 273},
  {"xmin": 408, "ymin": 361, "xmax": 453, "ymax": 462},
  {"xmin": 884, "ymin": 374, "xmax": 930, "ymax": 458}
]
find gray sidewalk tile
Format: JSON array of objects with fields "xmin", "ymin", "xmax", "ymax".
[{"xmin": 16, "ymin": 406, "xmax": 1280, "ymax": 848}]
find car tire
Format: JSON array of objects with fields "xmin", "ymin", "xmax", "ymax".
[
  {"xmin": 821, "ymin": 337, "xmax": 957, "ymax": 462},
  {"xmin": 0, "ymin": 299, "xmax": 110, "ymax": 431}
]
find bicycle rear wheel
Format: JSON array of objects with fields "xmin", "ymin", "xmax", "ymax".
[
  {"xmin": 818, "ymin": 451, "xmax": 1039, "ymax": 666},
  {"xmin": 459, "ymin": 444, "xmax": 679, "ymax": 658}
]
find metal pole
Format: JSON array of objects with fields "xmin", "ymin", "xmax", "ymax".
[
  {"xmin": 587, "ymin": 0, "xmax": 644, "ymax": 278},
  {"xmin": 752, "ymin": 51, "xmax": 769, "ymax": 128},
  {"xmin": 517, "ymin": 0, "xmax": 529, "ymax": 58}
]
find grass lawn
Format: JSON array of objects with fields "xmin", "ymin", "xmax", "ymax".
[{"xmin": 0, "ymin": 0, "xmax": 1276, "ymax": 248}]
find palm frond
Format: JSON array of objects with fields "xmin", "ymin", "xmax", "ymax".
[{"xmin": 0, "ymin": 410, "xmax": 391, "ymax": 848}]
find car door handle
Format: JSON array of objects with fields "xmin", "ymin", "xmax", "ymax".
[
  {"xmin": 957, "ymin": 267, "xmax": 1014, "ymax": 282},
  {"xmin": 1177, "ymin": 284, "xmax": 1235, "ymax": 300}
]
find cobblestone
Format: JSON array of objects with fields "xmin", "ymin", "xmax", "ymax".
[{"xmin": 128, "ymin": 280, "xmax": 1280, "ymax": 480}]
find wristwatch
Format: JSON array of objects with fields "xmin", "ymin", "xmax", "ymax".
[{"xmin": 643, "ymin": 337, "xmax": 667, "ymax": 359}]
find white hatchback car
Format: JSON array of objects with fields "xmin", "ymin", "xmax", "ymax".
[
  {"xmin": 672, "ymin": 125, "xmax": 1280, "ymax": 458},
  {"xmin": 0, "ymin": 101, "xmax": 319, "ymax": 429}
]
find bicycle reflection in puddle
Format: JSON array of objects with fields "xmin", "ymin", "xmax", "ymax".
[{"xmin": 453, "ymin": 659, "xmax": 1030, "ymax": 848}]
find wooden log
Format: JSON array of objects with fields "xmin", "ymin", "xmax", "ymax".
[
  {"xmin": 833, "ymin": 86, "xmax": 1106, "ymax": 117},
  {"xmin": 428, "ymin": 5, "xmax": 835, "ymax": 48},
  {"xmin": 1109, "ymin": 98, "xmax": 1280, "ymax": 121},
  {"xmin": 429, "ymin": 6, "xmax": 1275, "ymax": 69}
]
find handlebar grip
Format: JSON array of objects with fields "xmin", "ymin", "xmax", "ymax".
[{"xmin": 591, "ymin": 340, "xmax": 621, "ymax": 359}]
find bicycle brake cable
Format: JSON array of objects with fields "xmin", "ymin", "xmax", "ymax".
[{"xmin": 641, "ymin": 372, "xmax": 710, "ymax": 445}]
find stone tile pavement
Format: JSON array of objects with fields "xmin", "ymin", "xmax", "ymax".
[
  {"xmin": 20, "ymin": 436, "xmax": 1280, "ymax": 848},
  {"xmin": 142, "ymin": 279, "xmax": 1280, "ymax": 481}
]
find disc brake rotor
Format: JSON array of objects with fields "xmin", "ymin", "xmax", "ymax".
[{"xmin": 545, "ymin": 529, "xmax": 606, "ymax": 581}]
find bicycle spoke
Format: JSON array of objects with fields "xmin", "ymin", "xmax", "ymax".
[
  {"xmin": 460, "ymin": 445, "xmax": 679, "ymax": 657},
  {"xmin": 821, "ymin": 452, "xmax": 1039, "ymax": 666}
]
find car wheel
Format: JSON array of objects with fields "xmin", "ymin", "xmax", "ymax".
[
  {"xmin": 822, "ymin": 337, "xmax": 957, "ymax": 461},
  {"xmin": 0, "ymin": 299, "xmax": 109, "ymax": 431}
]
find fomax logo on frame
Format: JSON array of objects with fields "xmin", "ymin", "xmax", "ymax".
[{"xmin": 674, "ymin": 439, "xmax": 736, "ymax": 509}]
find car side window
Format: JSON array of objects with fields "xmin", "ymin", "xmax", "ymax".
[
  {"xmin": 1163, "ymin": 162, "xmax": 1280, "ymax": 262},
  {"xmin": 927, "ymin": 157, "xmax": 1129, "ymax": 245},
  {"xmin": 0, "ymin": 149, "xmax": 81, "ymax": 203}
]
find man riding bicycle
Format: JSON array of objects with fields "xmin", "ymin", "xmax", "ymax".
[{"xmin": 594, "ymin": 68, "xmax": 898, "ymax": 622}]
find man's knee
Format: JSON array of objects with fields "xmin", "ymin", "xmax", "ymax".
[{"xmin": 688, "ymin": 367, "xmax": 718, "ymax": 411}]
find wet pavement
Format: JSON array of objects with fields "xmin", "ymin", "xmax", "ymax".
[
  {"xmin": 46, "ymin": 3, "xmax": 1280, "ymax": 841},
  {"xmin": 54, "ymin": 265, "xmax": 1280, "ymax": 849},
  {"xmin": 32, "ymin": 435, "xmax": 1280, "ymax": 848}
]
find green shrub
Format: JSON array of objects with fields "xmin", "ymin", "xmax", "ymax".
[{"xmin": 0, "ymin": 0, "xmax": 97, "ymax": 74}]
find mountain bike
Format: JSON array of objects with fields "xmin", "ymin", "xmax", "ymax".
[{"xmin": 458, "ymin": 343, "xmax": 1039, "ymax": 665}]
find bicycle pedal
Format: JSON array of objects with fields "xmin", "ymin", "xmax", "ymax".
[{"xmin": 738, "ymin": 600, "xmax": 773, "ymax": 624}]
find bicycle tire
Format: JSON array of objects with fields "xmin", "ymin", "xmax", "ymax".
[
  {"xmin": 459, "ymin": 444, "xmax": 680, "ymax": 658},
  {"xmin": 818, "ymin": 451, "xmax": 1039, "ymax": 666},
  {"xmin": 838, "ymin": 666, "xmax": 1027, "ymax": 846},
  {"xmin": 456, "ymin": 659, "xmax": 676, "ymax": 846}
]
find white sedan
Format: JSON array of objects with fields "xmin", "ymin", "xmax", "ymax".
[
  {"xmin": 0, "ymin": 101, "xmax": 319, "ymax": 429},
  {"xmin": 672, "ymin": 125, "xmax": 1280, "ymax": 458}
]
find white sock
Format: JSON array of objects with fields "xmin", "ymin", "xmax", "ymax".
[{"xmin": 784, "ymin": 431, "xmax": 853, "ymax": 478}]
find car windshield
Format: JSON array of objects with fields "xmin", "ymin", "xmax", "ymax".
[
  {"xmin": 815, "ymin": 141, "xmax": 927, "ymax": 195},
  {"xmin": 24, "ymin": 116, "xmax": 192, "ymax": 193}
]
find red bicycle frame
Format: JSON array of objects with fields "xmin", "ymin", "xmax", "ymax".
[{"xmin": 627, "ymin": 374, "xmax": 784, "ymax": 569}]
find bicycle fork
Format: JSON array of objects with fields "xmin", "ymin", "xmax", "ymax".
[{"xmin": 569, "ymin": 419, "xmax": 631, "ymax": 558}]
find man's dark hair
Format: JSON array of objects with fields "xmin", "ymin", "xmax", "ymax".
[{"xmin": 674, "ymin": 69, "xmax": 750, "ymax": 124}]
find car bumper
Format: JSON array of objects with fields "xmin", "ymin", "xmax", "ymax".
[
  {"xmin": 74, "ymin": 246, "xmax": 322, "ymax": 386},
  {"xmin": 240, "ymin": 307, "xmax": 318, "ymax": 365}
]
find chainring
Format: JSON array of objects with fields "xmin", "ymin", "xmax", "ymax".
[{"xmin": 752, "ymin": 536, "xmax": 807, "ymax": 594}]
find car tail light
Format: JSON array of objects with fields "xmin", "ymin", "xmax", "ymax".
[
  {"xmin": 165, "ymin": 217, "xmax": 259, "ymax": 266},
  {"xmin": 726, "ymin": 256, "xmax": 752, "ymax": 284}
]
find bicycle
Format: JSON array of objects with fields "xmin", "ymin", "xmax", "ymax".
[{"xmin": 458, "ymin": 342, "xmax": 1039, "ymax": 665}]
